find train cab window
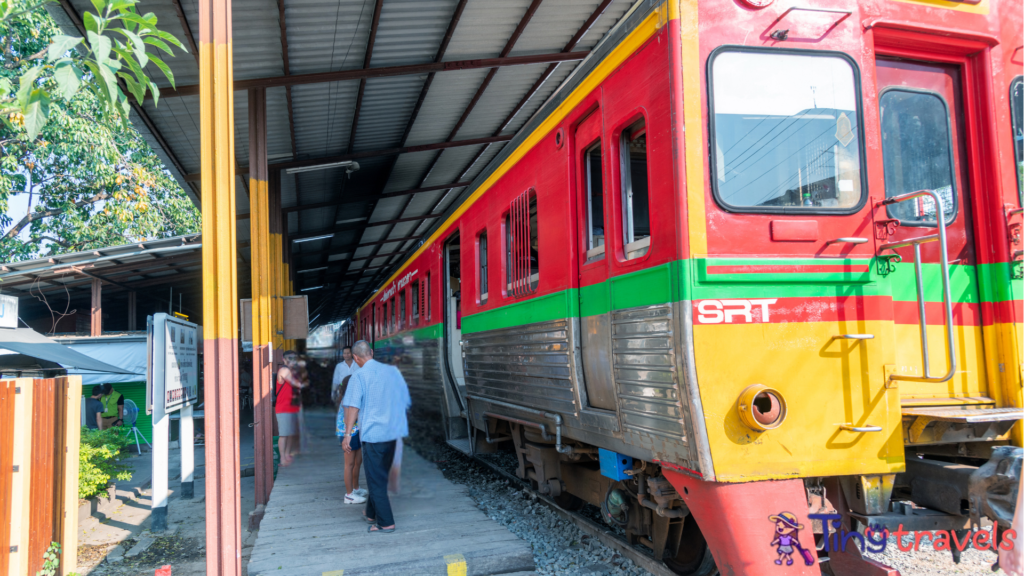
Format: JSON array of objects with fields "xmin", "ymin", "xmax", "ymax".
[
  {"xmin": 880, "ymin": 89, "xmax": 957, "ymax": 226},
  {"xmin": 412, "ymin": 280, "xmax": 420, "ymax": 325},
  {"xmin": 620, "ymin": 119, "xmax": 651, "ymax": 259},
  {"xmin": 585, "ymin": 142, "xmax": 605, "ymax": 260},
  {"xmin": 710, "ymin": 49, "xmax": 864, "ymax": 212},
  {"xmin": 505, "ymin": 190, "xmax": 539, "ymax": 296},
  {"xmin": 1011, "ymin": 77, "xmax": 1023, "ymax": 201},
  {"xmin": 477, "ymin": 230, "xmax": 488, "ymax": 304}
]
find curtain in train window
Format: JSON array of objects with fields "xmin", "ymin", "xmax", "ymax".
[
  {"xmin": 411, "ymin": 280, "xmax": 420, "ymax": 324},
  {"xmin": 585, "ymin": 142, "xmax": 605, "ymax": 260},
  {"xmin": 505, "ymin": 189, "xmax": 539, "ymax": 297},
  {"xmin": 710, "ymin": 49, "xmax": 864, "ymax": 211},
  {"xmin": 1011, "ymin": 77, "xmax": 1023, "ymax": 202},
  {"xmin": 620, "ymin": 119, "xmax": 650, "ymax": 258},
  {"xmin": 880, "ymin": 89, "xmax": 957, "ymax": 226},
  {"xmin": 478, "ymin": 231, "xmax": 488, "ymax": 304}
]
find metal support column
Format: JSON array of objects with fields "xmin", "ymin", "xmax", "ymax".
[
  {"xmin": 248, "ymin": 88, "xmax": 275, "ymax": 508},
  {"xmin": 127, "ymin": 291, "xmax": 137, "ymax": 331},
  {"xmin": 199, "ymin": 0, "xmax": 242, "ymax": 571},
  {"xmin": 269, "ymin": 172, "xmax": 285, "ymax": 361},
  {"xmin": 90, "ymin": 278, "xmax": 102, "ymax": 336}
]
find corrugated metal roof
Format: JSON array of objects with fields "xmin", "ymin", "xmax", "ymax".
[{"xmin": 45, "ymin": 0, "xmax": 647, "ymax": 325}]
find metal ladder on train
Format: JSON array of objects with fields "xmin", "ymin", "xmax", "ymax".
[{"xmin": 878, "ymin": 190, "xmax": 1023, "ymax": 443}]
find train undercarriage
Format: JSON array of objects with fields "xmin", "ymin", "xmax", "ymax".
[{"xmin": 464, "ymin": 415, "xmax": 1022, "ymax": 576}]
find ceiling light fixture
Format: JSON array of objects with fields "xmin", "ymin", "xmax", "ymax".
[
  {"xmin": 285, "ymin": 160, "xmax": 360, "ymax": 176},
  {"xmin": 293, "ymin": 234, "xmax": 334, "ymax": 244},
  {"xmin": 297, "ymin": 267, "xmax": 328, "ymax": 273},
  {"xmin": 300, "ymin": 286, "xmax": 323, "ymax": 292}
]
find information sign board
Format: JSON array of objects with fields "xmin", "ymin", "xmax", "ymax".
[{"xmin": 149, "ymin": 313, "xmax": 199, "ymax": 412}]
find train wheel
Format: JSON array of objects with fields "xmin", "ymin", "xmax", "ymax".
[
  {"xmin": 552, "ymin": 491, "xmax": 585, "ymax": 511},
  {"xmin": 663, "ymin": 516, "xmax": 718, "ymax": 576}
]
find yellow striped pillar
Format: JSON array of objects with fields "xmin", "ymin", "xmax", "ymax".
[
  {"xmin": 248, "ymin": 88, "xmax": 274, "ymax": 506},
  {"xmin": 199, "ymin": 0, "xmax": 242, "ymax": 571},
  {"xmin": 269, "ymin": 175, "xmax": 286, "ymax": 359}
]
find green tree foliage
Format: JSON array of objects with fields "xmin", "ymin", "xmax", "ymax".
[
  {"xmin": 0, "ymin": 0, "xmax": 200, "ymax": 261},
  {"xmin": 79, "ymin": 426, "xmax": 133, "ymax": 499}
]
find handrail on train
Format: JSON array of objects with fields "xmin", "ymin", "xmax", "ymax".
[
  {"xmin": 465, "ymin": 394, "xmax": 574, "ymax": 454},
  {"xmin": 877, "ymin": 189, "xmax": 957, "ymax": 384}
]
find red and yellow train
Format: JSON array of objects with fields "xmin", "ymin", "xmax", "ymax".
[{"xmin": 353, "ymin": 0, "xmax": 1024, "ymax": 574}]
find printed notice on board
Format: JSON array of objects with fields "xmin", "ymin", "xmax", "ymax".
[{"xmin": 164, "ymin": 316, "xmax": 199, "ymax": 411}]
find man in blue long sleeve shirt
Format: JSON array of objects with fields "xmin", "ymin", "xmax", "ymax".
[{"xmin": 341, "ymin": 340, "xmax": 411, "ymax": 533}]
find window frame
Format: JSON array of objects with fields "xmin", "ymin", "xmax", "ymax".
[
  {"xmin": 878, "ymin": 86, "xmax": 960, "ymax": 228},
  {"xmin": 584, "ymin": 140, "xmax": 606, "ymax": 261},
  {"xmin": 412, "ymin": 280, "xmax": 420, "ymax": 325},
  {"xmin": 1010, "ymin": 76, "xmax": 1023, "ymax": 203},
  {"xmin": 504, "ymin": 189, "xmax": 539, "ymax": 298},
  {"xmin": 706, "ymin": 45, "xmax": 870, "ymax": 216},
  {"xmin": 426, "ymin": 271, "xmax": 431, "ymax": 322},
  {"xmin": 617, "ymin": 115, "xmax": 652, "ymax": 261},
  {"xmin": 477, "ymin": 229, "xmax": 488, "ymax": 304}
]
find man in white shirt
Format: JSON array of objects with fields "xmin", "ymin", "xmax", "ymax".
[{"xmin": 332, "ymin": 346, "xmax": 359, "ymax": 408}]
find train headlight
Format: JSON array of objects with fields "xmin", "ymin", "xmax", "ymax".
[{"xmin": 737, "ymin": 384, "xmax": 787, "ymax": 431}]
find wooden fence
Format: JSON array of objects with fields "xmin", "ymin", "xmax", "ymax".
[{"xmin": 0, "ymin": 376, "xmax": 81, "ymax": 576}]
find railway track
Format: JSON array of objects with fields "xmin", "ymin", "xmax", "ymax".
[{"xmin": 470, "ymin": 452, "xmax": 682, "ymax": 576}]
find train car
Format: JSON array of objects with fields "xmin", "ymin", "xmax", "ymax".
[{"xmin": 353, "ymin": 0, "xmax": 1023, "ymax": 574}]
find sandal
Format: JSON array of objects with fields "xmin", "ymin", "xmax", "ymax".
[
  {"xmin": 361, "ymin": 514, "xmax": 375, "ymax": 524},
  {"xmin": 368, "ymin": 525, "xmax": 395, "ymax": 533}
]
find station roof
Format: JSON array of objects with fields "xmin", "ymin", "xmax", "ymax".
[
  {"xmin": 46, "ymin": 0, "xmax": 639, "ymax": 325},
  {"xmin": 0, "ymin": 234, "xmax": 204, "ymax": 324}
]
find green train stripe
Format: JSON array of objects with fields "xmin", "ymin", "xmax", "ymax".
[{"xmin": 376, "ymin": 257, "xmax": 1020, "ymax": 338}]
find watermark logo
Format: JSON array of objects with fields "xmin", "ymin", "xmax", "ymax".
[{"xmin": 769, "ymin": 512, "xmax": 815, "ymax": 567}]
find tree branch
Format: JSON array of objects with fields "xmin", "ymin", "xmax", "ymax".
[{"xmin": 3, "ymin": 190, "xmax": 109, "ymax": 240}]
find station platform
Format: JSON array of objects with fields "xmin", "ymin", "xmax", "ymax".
[{"xmin": 247, "ymin": 410, "xmax": 535, "ymax": 576}]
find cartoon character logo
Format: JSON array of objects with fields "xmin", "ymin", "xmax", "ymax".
[{"xmin": 769, "ymin": 512, "xmax": 815, "ymax": 567}]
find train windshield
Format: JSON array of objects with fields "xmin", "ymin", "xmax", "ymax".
[{"xmin": 710, "ymin": 50, "xmax": 863, "ymax": 211}]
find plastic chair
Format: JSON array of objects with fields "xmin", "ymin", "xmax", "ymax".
[{"xmin": 123, "ymin": 399, "xmax": 151, "ymax": 454}]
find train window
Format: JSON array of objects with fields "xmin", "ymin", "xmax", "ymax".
[
  {"xmin": 620, "ymin": 119, "xmax": 651, "ymax": 259},
  {"xmin": 389, "ymin": 299, "xmax": 395, "ymax": 333},
  {"xmin": 411, "ymin": 280, "xmax": 420, "ymax": 325},
  {"xmin": 426, "ymin": 271, "xmax": 431, "ymax": 321},
  {"xmin": 505, "ymin": 189, "xmax": 539, "ymax": 296},
  {"xmin": 399, "ymin": 291, "xmax": 407, "ymax": 330},
  {"xmin": 477, "ymin": 230, "xmax": 488, "ymax": 304},
  {"xmin": 585, "ymin": 142, "xmax": 605, "ymax": 260},
  {"xmin": 709, "ymin": 48, "xmax": 865, "ymax": 213},
  {"xmin": 880, "ymin": 89, "xmax": 957, "ymax": 226},
  {"xmin": 1012, "ymin": 77, "xmax": 1023, "ymax": 202}
]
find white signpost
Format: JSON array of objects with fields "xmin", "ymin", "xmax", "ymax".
[
  {"xmin": 147, "ymin": 313, "xmax": 199, "ymax": 531},
  {"xmin": 0, "ymin": 294, "xmax": 18, "ymax": 329}
]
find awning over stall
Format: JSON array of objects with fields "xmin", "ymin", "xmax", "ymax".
[{"xmin": 0, "ymin": 327, "xmax": 136, "ymax": 374}]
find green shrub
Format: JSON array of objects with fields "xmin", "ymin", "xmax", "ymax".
[{"xmin": 78, "ymin": 427, "xmax": 133, "ymax": 499}]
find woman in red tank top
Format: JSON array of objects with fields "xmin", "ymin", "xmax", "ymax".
[{"xmin": 275, "ymin": 351, "xmax": 305, "ymax": 466}]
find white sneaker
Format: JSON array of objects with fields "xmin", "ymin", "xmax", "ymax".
[
  {"xmin": 355, "ymin": 488, "xmax": 368, "ymax": 497},
  {"xmin": 345, "ymin": 492, "xmax": 367, "ymax": 504}
]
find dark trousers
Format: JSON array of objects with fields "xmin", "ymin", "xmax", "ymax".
[{"xmin": 362, "ymin": 440, "xmax": 397, "ymax": 527}]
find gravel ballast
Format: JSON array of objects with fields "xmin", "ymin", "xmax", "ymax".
[{"xmin": 405, "ymin": 424, "xmax": 1003, "ymax": 576}]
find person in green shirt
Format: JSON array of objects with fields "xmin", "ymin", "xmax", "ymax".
[{"xmin": 100, "ymin": 383, "xmax": 124, "ymax": 428}]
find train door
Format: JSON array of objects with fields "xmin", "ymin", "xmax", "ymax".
[
  {"xmin": 875, "ymin": 59, "xmax": 989, "ymax": 401},
  {"xmin": 443, "ymin": 234, "xmax": 467, "ymax": 395},
  {"xmin": 574, "ymin": 110, "xmax": 618, "ymax": 411}
]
